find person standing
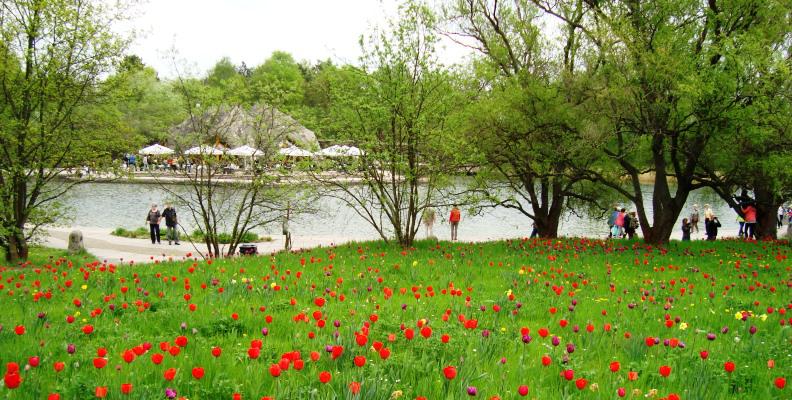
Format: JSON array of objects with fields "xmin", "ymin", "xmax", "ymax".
[
  {"xmin": 690, "ymin": 205, "xmax": 700, "ymax": 234},
  {"xmin": 162, "ymin": 203, "xmax": 180, "ymax": 245},
  {"xmin": 142, "ymin": 155, "xmax": 149, "ymax": 171},
  {"xmin": 449, "ymin": 205, "xmax": 461, "ymax": 241},
  {"xmin": 282, "ymin": 203, "xmax": 292, "ymax": 251},
  {"xmin": 624, "ymin": 211, "xmax": 638, "ymax": 239},
  {"xmin": 704, "ymin": 215, "xmax": 721, "ymax": 241},
  {"xmin": 681, "ymin": 218, "xmax": 692, "ymax": 241},
  {"xmin": 422, "ymin": 207, "xmax": 437, "ymax": 238},
  {"xmin": 741, "ymin": 203, "xmax": 757, "ymax": 239},
  {"xmin": 779, "ymin": 205, "xmax": 785, "ymax": 229},
  {"xmin": 145, "ymin": 204, "xmax": 162, "ymax": 245},
  {"xmin": 614, "ymin": 208, "xmax": 626, "ymax": 238},
  {"xmin": 529, "ymin": 222, "xmax": 538, "ymax": 239},
  {"xmin": 736, "ymin": 214, "xmax": 745, "ymax": 238},
  {"xmin": 607, "ymin": 206, "xmax": 618, "ymax": 238}
]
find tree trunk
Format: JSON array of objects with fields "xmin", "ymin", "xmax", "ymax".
[
  {"xmin": 754, "ymin": 185, "xmax": 780, "ymax": 240},
  {"xmin": 5, "ymin": 230, "xmax": 29, "ymax": 262},
  {"xmin": 534, "ymin": 214, "xmax": 560, "ymax": 238},
  {"xmin": 641, "ymin": 210, "xmax": 679, "ymax": 244}
]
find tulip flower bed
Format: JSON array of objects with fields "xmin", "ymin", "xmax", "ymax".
[{"xmin": 1, "ymin": 238, "xmax": 790, "ymax": 399}]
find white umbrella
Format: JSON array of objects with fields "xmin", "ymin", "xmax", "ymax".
[
  {"xmin": 139, "ymin": 144, "xmax": 174, "ymax": 155},
  {"xmin": 184, "ymin": 145, "xmax": 225, "ymax": 155},
  {"xmin": 317, "ymin": 145, "xmax": 364, "ymax": 157},
  {"xmin": 279, "ymin": 145, "xmax": 314, "ymax": 157},
  {"xmin": 228, "ymin": 145, "xmax": 263, "ymax": 157}
]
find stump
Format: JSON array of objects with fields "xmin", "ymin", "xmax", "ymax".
[{"xmin": 68, "ymin": 230, "xmax": 84, "ymax": 254}]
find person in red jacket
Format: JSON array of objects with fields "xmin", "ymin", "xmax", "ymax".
[
  {"xmin": 449, "ymin": 205, "xmax": 461, "ymax": 241},
  {"xmin": 741, "ymin": 203, "xmax": 757, "ymax": 240}
]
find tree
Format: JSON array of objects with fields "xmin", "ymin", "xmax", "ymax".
[
  {"xmin": 530, "ymin": 0, "xmax": 790, "ymax": 243},
  {"xmin": 249, "ymin": 51, "xmax": 305, "ymax": 110},
  {"xmin": 0, "ymin": 0, "xmax": 128, "ymax": 261},
  {"xmin": 107, "ymin": 56, "xmax": 185, "ymax": 145},
  {"xmin": 696, "ymin": 38, "xmax": 792, "ymax": 239},
  {"xmin": 444, "ymin": 0, "xmax": 613, "ymax": 237},
  {"xmin": 311, "ymin": 2, "xmax": 464, "ymax": 246},
  {"xmin": 162, "ymin": 71, "xmax": 311, "ymax": 258}
]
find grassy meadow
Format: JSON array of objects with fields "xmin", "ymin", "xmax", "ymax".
[{"xmin": 0, "ymin": 238, "xmax": 790, "ymax": 399}]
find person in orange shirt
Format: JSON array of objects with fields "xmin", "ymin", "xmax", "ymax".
[{"xmin": 449, "ymin": 205, "xmax": 461, "ymax": 241}]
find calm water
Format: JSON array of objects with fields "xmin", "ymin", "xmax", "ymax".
[{"xmin": 60, "ymin": 182, "xmax": 741, "ymax": 241}]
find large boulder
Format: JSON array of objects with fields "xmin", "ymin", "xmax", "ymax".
[{"xmin": 169, "ymin": 105, "xmax": 319, "ymax": 152}]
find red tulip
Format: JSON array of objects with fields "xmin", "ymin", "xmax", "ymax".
[
  {"xmin": 420, "ymin": 327, "xmax": 432, "ymax": 338},
  {"xmin": 82, "ymin": 325, "xmax": 94, "ymax": 335},
  {"xmin": 541, "ymin": 355, "xmax": 551, "ymax": 366},
  {"xmin": 700, "ymin": 350, "xmax": 709, "ymax": 360},
  {"xmin": 379, "ymin": 347, "xmax": 391, "ymax": 360},
  {"xmin": 441, "ymin": 334, "xmax": 450, "ymax": 343},
  {"xmin": 518, "ymin": 385, "xmax": 529, "ymax": 396},
  {"xmin": 120, "ymin": 383, "xmax": 132, "ymax": 394},
  {"xmin": 28, "ymin": 356, "xmax": 40, "ymax": 368},
  {"xmin": 563, "ymin": 369, "xmax": 574, "ymax": 381},
  {"xmin": 211, "ymin": 347, "xmax": 222, "ymax": 357},
  {"xmin": 192, "ymin": 367, "xmax": 205, "ymax": 380},
  {"xmin": 174, "ymin": 336, "xmax": 188, "ymax": 347},
  {"xmin": 3, "ymin": 372, "xmax": 21, "ymax": 389},
  {"xmin": 775, "ymin": 377, "xmax": 786, "ymax": 389},
  {"xmin": 151, "ymin": 353, "xmax": 164, "ymax": 365},
  {"xmin": 575, "ymin": 378, "xmax": 588, "ymax": 390},
  {"xmin": 319, "ymin": 371, "xmax": 331, "ymax": 384},
  {"xmin": 724, "ymin": 361, "xmax": 735, "ymax": 373},
  {"xmin": 92, "ymin": 358, "xmax": 107, "ymax": 369},
  {"xmin": 628, "ymin": 371, "xmax": 638, "ymax": 381},
  {"xmin": 53, "ymin": 361, "xmax": 65, "ymax": 372},
  {"xmin": 248, "ymin": 347, "xmax": 260, "ymax": 359},
  {"xmin": 617, "ymin": 387, "xmax": 626, "ymax": 397},
  {"xmin": 95, "ymin": 386, "xmax": 108, "ymax": 398},
  {"xmin": 269, "ymin": 364, "xmax": 281, "ymax": 377},
  {"xmin": 48, "ymin": 394, "xmax": 60, "ymax": 400},
  {"xmin": 163, "ymin": 368, "xmax": 176, "ymax": 381},
  {"xmin": 354, "ymin": 356, "xmax": 366, "ymax": 367},
  {"xmin": 609, "ymin": 361, "xmax": 620, "ymax": 372},
  {"xmin": 659, "ymin": 365, "xmax": 671, "ymax": 377},
  {"xmin": 14, "ymin": 325, "xmax": 25, "ymax": 335},
  {"xmin": 443, "ymin": 366, "xmax": 457, "ymax": 380}
]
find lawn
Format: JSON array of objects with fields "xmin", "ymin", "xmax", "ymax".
[{"xmin": 0, "ymin": 238, "xmax": 790, "ymax": 399}]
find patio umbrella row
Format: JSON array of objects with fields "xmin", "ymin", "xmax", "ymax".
[{"xmin": 138, "ymin": 144, "xmax": 363, "ymax": 158}]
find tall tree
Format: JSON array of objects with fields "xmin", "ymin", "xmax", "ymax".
[
  {"xmin": 444, "ymin": 0, "xmax": 611, "ymax": 237},
  {"xmin": 0, "ymin": 0, "xmax": 128, "ymax": 261},
  {"xmin": 312, "ymin": 2, "xmax": 464, "ymax": 246},
  {"xmin": 531, "ymin": 0, "xmax": 790, "ymax": 243}
]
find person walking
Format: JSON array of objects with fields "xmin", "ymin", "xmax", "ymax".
[
  {"xmin": 449, "ymin": 205, "xmax": 461, "ymax": 241},
  {"xmin": 422, "ymin": 207, "xmax": 437, "ymax": 238},
  {"xmin": 704, "ymin": 215, "xmax": 721, "ymax": 241},
  {"xmin": 681, "ymin": 218, "xmax": 692, "ymax": 241},
  {"xmin": 607, "ymin": 206, "xmax": 619, "ymax": 238},
  {"xmin": 741, "ymin": 202, "xmax": 757, "ymax": 239},
  {"xmin": 690, "ymin": 205, "xmax": 700, "ymax": 234},
  {"xmin": 162, "ymin": 203, "xmax": 180, "ymax": 245},
  {"xmin": 145, "ymin": 204, "xmax": 162, "ymax": 245},
  {"xmin": 529, "ymin": 222, "xmax": 538, "ymax": 239},
  {"xmin": 779, "ymin": 205, "xmax": 785, "ymax": 229}
]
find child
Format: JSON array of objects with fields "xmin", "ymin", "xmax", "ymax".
[
  {"xmin": 690, "ymin": 205, "xmax": 700, "ymax": 234},
  {"xmin": 681, "ymin": 218, "xmax": 691, "ymax": 241}
]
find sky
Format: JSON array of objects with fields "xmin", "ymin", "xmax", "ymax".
[{"xmin": 123, "ymin": 0, "xmax": 472, "ymax": 78}]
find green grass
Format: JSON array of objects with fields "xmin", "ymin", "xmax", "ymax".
[
  {"xmin": 0, "ymin": 246, "xmax": 96, "ymax": 268},
  {"xmin": 112, "ymin": 227, "xmax": 271, "ymax": 243},
  {"xmin": 0, "ymin": 238, "xmax": 790, "ymax": 399}
]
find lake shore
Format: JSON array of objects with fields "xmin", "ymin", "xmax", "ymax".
[{"xmin": 40, "ymin": 223, "xmax": 765, "ymax": 265}]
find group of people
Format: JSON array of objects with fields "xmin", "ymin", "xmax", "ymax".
[
  {"xmin": 420, "ymin": 205, "xmax": 462, "ymax": 241},
  {"xmin": 607, "ymin": 207, "xmax": 640, "ymax": 239},
  {"xmin": 124, "ymin": 154, "xmax": 189, "ymax": 172},
  {"xmin": 145, "ymin": 203, "xmax": 180, "ymax": 245},
  {"xmin": 681, "ymin": 204, "xmax": 722, "ymax": 241}
]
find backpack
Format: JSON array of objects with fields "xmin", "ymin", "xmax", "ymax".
[{"xmin": 629, "ymin": 217, "xmax": 639, "ymax": 229}]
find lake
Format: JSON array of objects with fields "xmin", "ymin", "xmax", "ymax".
[{"xmin": 60, "ymin": 181, "xmax": 741, "ymax": 241}]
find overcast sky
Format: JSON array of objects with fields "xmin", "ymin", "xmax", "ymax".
[{"xmin": 124, "ymin": 0, "xmax": 472, "ymax": 78}]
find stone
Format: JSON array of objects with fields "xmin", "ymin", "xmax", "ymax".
[{"xmin": 68, "ymin": 230, "xmax": 84, "ymax": 254}]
